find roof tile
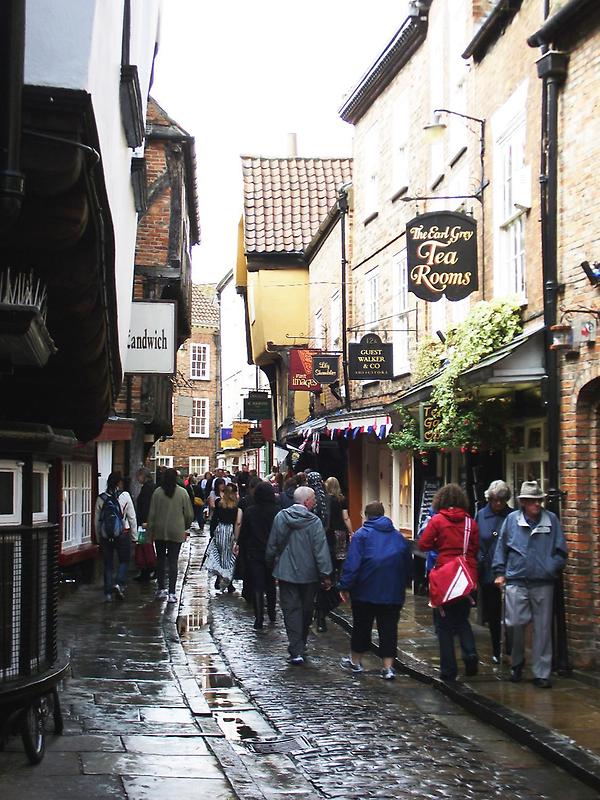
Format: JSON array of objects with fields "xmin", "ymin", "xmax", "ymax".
[{"xmin": 241, "ymin": 156, "xmax": 352, "ymax": 254}]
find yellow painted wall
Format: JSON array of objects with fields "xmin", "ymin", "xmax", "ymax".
[{"xmin": 247, "ymin": 267, "xmax": 309, "ymax": 364}]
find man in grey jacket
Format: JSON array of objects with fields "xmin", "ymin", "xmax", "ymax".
[
  {"xmin": 266, "ymin": 486, "xmax": 333, "ymax": 664},
  {"xmin": 492, "ymin": 481, "xmax": 567, "ymax": 688}
]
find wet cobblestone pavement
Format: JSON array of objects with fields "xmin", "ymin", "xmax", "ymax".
[{"xmin": 180, "ymin": 529, "xmax": 598, "ymax": 800}]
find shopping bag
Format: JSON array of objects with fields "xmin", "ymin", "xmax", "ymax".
[{"xmin": 428, "ymin": 517, "xmax": 475, "ymax": 608}]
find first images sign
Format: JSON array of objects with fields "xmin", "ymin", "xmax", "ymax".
[{"xmin": 406, "ymin": 211, "xmax": 478, "ymax": 302}]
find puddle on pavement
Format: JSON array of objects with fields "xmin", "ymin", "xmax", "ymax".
[
  {"xmin": 213, "ymin": 710, "xmax": 276, "ymax": 742},
  {"xmin": 197, "ymin": 672, "xmax": 234, "ymax": 689},
  {"xmin": 177, "ymin": 611, "xmax": 209, "ymax": 634},
  {"xmin": 214, "ymin": 714, "xmax": 259, "ymax": 740}
]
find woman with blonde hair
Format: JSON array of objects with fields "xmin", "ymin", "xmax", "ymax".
[{"xmin": 205, "ymin": 483, "xmax": 242, "ymax": 592}]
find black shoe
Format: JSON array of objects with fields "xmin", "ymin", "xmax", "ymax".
[
  {"xmin": 532, "ymin": 677, "xmax": 552, "ymax": 689},
  {"xmin": 465, "ymin": 658, "xmax": 479, "ymax": 677},
  {"xmin": 268, "ymin": 611, "xmax": 276, "ymax": 624},
  {"xmin": 214, "ymin": 577, "xmax": 220, "ymax": 590},
  {"xmin": 509, "ymin": 663, "xmax": 523, "ymax": 683},
  {"xmin": 317, "ymin": 621, "xmax": 327, "ymax": 632},
  {"xmin": 253, "ymin": 619, "xmax": 263, "ymax": 630},
  {"xmin": 227, "ymin": 583, "xmax": 235, "ymax": 594}
]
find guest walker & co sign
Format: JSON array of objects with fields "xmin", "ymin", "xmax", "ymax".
[
  {"xmin": 349, "ymin": 334, "xmax": 393, "ymax": 380},
  {"xmin": 406, "ymin": 211, "xmax": 478, "ymax": 302}
]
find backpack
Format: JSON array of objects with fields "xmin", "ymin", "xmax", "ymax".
[{"xmin": 98, "ymin": 491, "xmax": 124, "ymax": 541}]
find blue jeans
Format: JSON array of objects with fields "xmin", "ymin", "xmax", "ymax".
[
  {"xmin": 433, "ymin": 597, "xmax": 478, "ymax": 680},
  {"xmin": 102, "ymin": 535, "xmax": 131, "ymax": 595}
]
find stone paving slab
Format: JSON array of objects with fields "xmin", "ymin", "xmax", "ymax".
[{"xmin": 121, "ymin": 776, "xmax": 235, "ymax": 800}]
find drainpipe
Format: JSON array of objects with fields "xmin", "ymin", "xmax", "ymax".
[
  {"xmin": 536, "ymin": 36, "xmax": 569, "ymax": 671},
  {"xmin": 337, "ymin": 183, "xmax": 352, "ymax": 411},
  {"xmin": 0, "ymin": 0, "xmax": 26, "ymax": 233}
]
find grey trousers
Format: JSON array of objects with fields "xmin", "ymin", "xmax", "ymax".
[
  {"xmin": 278, "ymin": 580, "xmax": 319, "ymax": 658},
  {"xmin": 505, "ymin": 583, "xmax": 554, "ymax": 679}
]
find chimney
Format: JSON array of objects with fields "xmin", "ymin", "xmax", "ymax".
[{"xmin": 286, "ymin": 133, "xmax": 298, "ymax": 158}]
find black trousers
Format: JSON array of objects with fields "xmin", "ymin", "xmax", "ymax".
[
  {"xmin": 351, "ymin": 601, "xmax": 401, "ymax": 658},
  {"xmin": 480, "ymin": 582, "xmax": 502, "ymax": 658},
  {"xmin": 154, "ymin": 540, "xmax": 182, "ymax": 595},
  {"xmin": 247, "ymin": 558, "xmax": 276, "ymax": 621}
]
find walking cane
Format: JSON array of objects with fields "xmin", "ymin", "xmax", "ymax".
[{"xmin": 498, "ymin": 583, "xmax": 506, "ymax": 680}]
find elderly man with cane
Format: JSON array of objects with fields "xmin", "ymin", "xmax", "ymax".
[{"xmin": 492, "ymin": 480, "xmax": 568, "ymax": 688}]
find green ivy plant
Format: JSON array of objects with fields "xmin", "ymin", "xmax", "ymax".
[
  {"xmin": 412, "ymin": 336, "xmax": 444, "ymax": 383},
  {"xmin": 389, "ymin": 298, "xmax": 522, "ymax": 455}
]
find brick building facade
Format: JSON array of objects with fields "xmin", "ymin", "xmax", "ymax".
[{"xmin": 156, "ymin": 284, "xmax": 220, "ymax": 477}]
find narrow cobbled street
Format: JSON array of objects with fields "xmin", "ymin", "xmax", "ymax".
[{"xmin": 181, "ymin": 530, "xmax": 598, "ymax": 800}]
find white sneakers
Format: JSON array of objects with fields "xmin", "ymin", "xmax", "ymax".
[
  {"xmin": 155, "ymin": 589, "xmax": 168, "ymax": 599},
  {"xmin": 167, "ymin": 593, "xmax": 178, "ymax": 604},
  {"xmin": 380, "ymin": 667, "xmax": 396, "ymax": 680}
]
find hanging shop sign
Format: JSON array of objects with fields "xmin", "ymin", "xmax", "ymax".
[
  {"xmin": 243, "ymin": 391, "xmax": 272, "ymax": 420},
  {"xmin": 288, "ymin": 348, "xmax": 321, "ymax": 392},
  {"xmin": 419, "ymin": 402, "xmax": 442, "ymax": 444},
  {"xmin": 232, "ymin": 421, "xmax": 251, "ymax": 441},
  {"xmin": 124, "ymin": 300, "xmax": 176, "ymax": 373},
  {"xmin": 244, "ymin": 428, "xmax": 265, "ymax": 449},
  {"xmin": 311, "ymin": 355, "xmax": 339, "ymax": 385},
  {"xmin": 406, "ymin": 211, "xmax": 478, "ymax": 302},
  {"xmin": 348, "ymin": 333, "xmax": 393, "ymax": 380}
]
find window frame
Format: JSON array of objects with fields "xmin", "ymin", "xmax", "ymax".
[
  {"xmin": 364, "ymin": 267, "xmax": 380, "ymax": 331},
  {"xmin": 32, "ymin": 462, "xmax": 50, "ymax": 525},
  {"xmin": 189, "ymin": 398, "xmax": 210, "ymax": 438},
  {"xmin": 190, "ymin": 343, "xmax": 210, "ymax": 381},
  {"xmin": 392, "ymin": 250, "xmax": 411, "ymax": 377},
  {"xmin": 62, "ymin": 461, "xmax": 92, "ymax": 549},
  {"xmin": 0, "ymin": 460, "xmax": 22, "ymax": 526},
  {"xmin": 189, "ymin": 456, "xmax": 209, "ymax": 475}
]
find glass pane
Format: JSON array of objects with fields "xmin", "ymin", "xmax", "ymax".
[
  {"xmin": 0, "ymin": 472, "xmax": 14, "ymax": 515},
  {"xmin": 32, "ymin": 472, "xmax": 43, "ymax": 513},
  {"xmin": 528, "ymin": 427, "xmax": 542, "ymax": 449}
]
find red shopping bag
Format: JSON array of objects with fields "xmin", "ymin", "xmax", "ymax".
[{"xmin": 428, "ymin": 517, "xmax": 476, "ymax": 607}]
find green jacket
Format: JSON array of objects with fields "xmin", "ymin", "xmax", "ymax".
[{"xmin": 147, "ymin": 485, "xmax": 194, "ymax": 542}]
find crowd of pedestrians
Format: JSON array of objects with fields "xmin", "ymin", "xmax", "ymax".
[{"xmin": 94, "ymin": 462, "xmax": 567, "ymax": 688}]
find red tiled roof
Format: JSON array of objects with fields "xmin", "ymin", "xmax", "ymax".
[
  {"xmin": 241, "ymin": 156, "xmax": 353, "ymax": 255},
  {"xmin": 191, "ymin": 284, "xmax": 219, "ymax": 328}
]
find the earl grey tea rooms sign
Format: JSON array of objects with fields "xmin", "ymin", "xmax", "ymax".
[
  {"xmin": 349, "ymin": 334, "xmax": 393, "ymax": 380},
  {"xmin": 406, "ymin": 211, "xmax": 478, "ymax": 302}
]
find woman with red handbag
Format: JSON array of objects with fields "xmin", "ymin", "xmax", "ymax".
[{"xmin": 419, "ymin": 483, "xmax": 479, "ymax": 682}]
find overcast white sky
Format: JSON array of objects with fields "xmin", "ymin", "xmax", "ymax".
[{"xmin": 151, "ymin": 1, "xmax": 409, "ymax": 283}]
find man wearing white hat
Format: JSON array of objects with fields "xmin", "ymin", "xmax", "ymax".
[{"xmin": 492, "ymin": 480, "xmax": 567, "ymax": 688}]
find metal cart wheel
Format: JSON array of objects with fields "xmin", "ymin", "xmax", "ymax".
[{"xmin": 20, "ymin": 700, "xmax": 46, "ymax": 764}]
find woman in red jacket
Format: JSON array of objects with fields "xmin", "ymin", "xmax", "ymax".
[{"xmin": 419, "ymin": 483, "xmax": 479, "ymax": 681}]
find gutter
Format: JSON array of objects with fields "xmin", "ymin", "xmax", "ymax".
[
  {"xmin": 338, "ymin": 1, "xmax": 431, "ymax": 125},
  {"xmin": 462, "ymin": 0, "xmax": 523, "ymax": 62},
  {"xmin": 0, "ymin": 0, "xmax": 26, "ymax": 233},
  {"xmin": 527, "ymin": 0, "xmax": 599, "ymax": 46}
]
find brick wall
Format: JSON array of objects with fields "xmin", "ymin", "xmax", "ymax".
[
  {"xmin": 554, "ymin": 24, "xmax": 600, "ymax": 667},
  {"xmin": 157, "ymin": 325, "xmax": 220, "ymax": 474}
]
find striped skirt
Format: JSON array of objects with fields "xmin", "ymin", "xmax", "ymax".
[{"xmin": 205, "ymin": 522, "xmax": 236, "ymax": 586}]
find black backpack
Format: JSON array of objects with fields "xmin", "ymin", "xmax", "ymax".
[{"xmin": 98, "ymin": 491, "xmax": 124, "ymax": 541}]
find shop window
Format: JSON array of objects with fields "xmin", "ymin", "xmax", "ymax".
[
  {"xmin": 0, "ymin": 461, "xmax": 22, "ymax": 526},
  {"xmin": 506, "ymin": 420, "xmax": 548, "ymax": 500},
  {"xmin": 62, "ymin": 462, "xmax": 92, "ymax": 549}
]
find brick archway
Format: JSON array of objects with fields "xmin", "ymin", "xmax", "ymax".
[{"xmin": 562, "ymin": 376, "xmax": 600, "ymax": 668}]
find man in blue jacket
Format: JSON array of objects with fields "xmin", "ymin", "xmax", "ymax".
[
  {"xmin": 338, "ymin": 502, "xmax": 412, "ymax": 680},
  {"xmin": 492, "ymin": 481, "xmax": 568, "ymax": 688}
]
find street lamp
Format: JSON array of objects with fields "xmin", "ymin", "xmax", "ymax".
[{"xmin": 424, "ymin": 108, "xmax": 486, "ymax": 201}]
